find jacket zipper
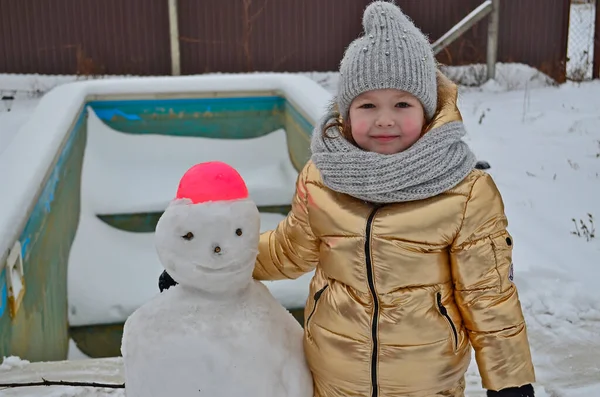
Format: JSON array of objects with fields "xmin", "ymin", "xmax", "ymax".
[
  {"xmin": 306, "ymin": 284, "xmax": 329, "ymax": 327},
  {"xmin": 436, "ymin": 292, "xmax": 458, "ymax": 351},
  {"xmin": 365, "ymin": 208, "xmax": 380, "ymax": 397}
]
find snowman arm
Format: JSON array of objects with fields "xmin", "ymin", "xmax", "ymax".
[
  {"xmin": 158, "ymin": 269, "xmax": 178, "ymax": 292},
  {"xmin": 254, "ymin": 162, "xmax": 319, "ymax": 280}
]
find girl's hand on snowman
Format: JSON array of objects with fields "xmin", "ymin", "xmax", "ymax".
[
  {"xmin": 158, "ymin": 270, "xmax": 178, "ymax": 292},
  {"xmin": 487, "ymin": 384, "xmax": 534, "ymax": 397},
  {"xmin": 475, "ymin": 160, "xmax": 491, "ymax": 170}
]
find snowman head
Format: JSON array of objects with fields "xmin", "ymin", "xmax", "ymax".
[{"xmin": 155, "ymin": 162, "xmax": 260, "ymax": 294}]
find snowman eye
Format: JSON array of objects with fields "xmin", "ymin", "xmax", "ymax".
[
  {"xmin": 182, "ymin": 232, "xmax": 194, "ymax": 241},
  {"xmin": 235, "ymin": 228, "xmax": 243, "ymax": 236},
  {"xmin": 214, "ymin": 246, "xmax": 222, "ymax": 254}
]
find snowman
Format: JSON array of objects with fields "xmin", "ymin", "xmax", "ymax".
[{"xmin": 121, "ymin": 161, "xmax": 313, "ymax": 397}]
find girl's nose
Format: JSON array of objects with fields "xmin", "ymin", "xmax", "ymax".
[{"xmin": 376, "ymin": 113, "xmax": 395, "ymax": 127}]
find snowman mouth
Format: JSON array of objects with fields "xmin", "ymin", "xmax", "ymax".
[{"xmin": 194, "ymin": 262, "xmax": 249, "ymax": 274}]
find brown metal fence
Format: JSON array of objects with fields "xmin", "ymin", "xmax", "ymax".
[
  {"xmin": 0, "ymin": 0, "xmax": 171, "ymax": 75},
  {"xmin": 0, "ymin": 0, "xmax": 572, "ymax": 82},
  {"xmin": 400, "ymin": 0, "xmax": 571, "ymax": 82},
  {"xmin": 177, "ymin": 0, "xmax": 371, "ymax": 75}
]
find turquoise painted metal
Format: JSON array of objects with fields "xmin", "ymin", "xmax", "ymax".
[
  {"xmin": 0, "ymin": 111, "xmax": 87, "ymax": 362},
  {"xmin": 89, "ymin": 96, "xmax": 286, "ymax": 139},
  {"xmin": 0, "ymin": 270, "xmax": 7, "ymax": 319},
  {"xmin": 0, "ymin": 91, "xmax": 314, "ymax": 361},
  {"xmin": 87, "ymin": 94, "xmax": 312, "ymax": 171}
]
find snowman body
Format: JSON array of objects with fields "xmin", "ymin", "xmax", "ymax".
[
  {"xmin": 122, "ymin": 281, "xmax": 311, "ymax": 397},
  {"xmin": 121, "ymin": 162, "xmax": 313, "ymax": 397}
]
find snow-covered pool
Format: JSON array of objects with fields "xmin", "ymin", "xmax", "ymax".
[{"xmin": 0, "ymin": 73, "xmax": 331, "ymax": 361}]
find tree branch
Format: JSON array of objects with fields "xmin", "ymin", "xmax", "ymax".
[
  {"xmin": 249, "ymin": 0, "xmax": 270, "ymax": 24},
  {"xmin": 240, "ymin": 0, "xmax": 271, "ymax": 71},
  {"xmin": 0, "ymin": 378, "xmax": 125, "ymax": 389},
  {"xmin": 179, "ymin": 36, "xmax": 226, "ymax": 45}
]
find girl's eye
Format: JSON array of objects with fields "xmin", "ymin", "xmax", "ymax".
[
  {"xmin": 396, "ymin": 102, "xmax": 410, "ymax": 108},
  {"xmin": 359, "ymin": 103, "xmax": 375, "ymax": 109}
]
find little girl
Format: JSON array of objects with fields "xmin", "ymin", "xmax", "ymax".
[
  {"xmin": 160, "ymin": 2, "xmax": 536, "ymax": 396},
  {"xmin": 253, "ymin": 2, "xmax": 536, "ymax": 396}
]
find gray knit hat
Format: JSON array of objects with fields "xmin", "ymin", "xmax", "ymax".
[{"xmin": 337, "ymin": 1, "xmax": 437, "ymax": 120}]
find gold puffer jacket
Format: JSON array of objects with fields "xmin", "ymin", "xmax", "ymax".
[{"xmin": 253, "ymin": 73, "xmax": 535, "ymax": 397}]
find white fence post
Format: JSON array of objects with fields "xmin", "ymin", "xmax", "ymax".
[
  {"xmin": 487, "ymin": 0, "xmax": 500, "ymax": 80},
  {"xmin": 168, "ymin": 0, "xmax": 181, "ymax": 76},
  {"xmin": 431, "ymin": 0, "xmax": 500, "ymax": 82},
  {"xmin": 432, "ymin": 1, "xmax": 493, "ymax": 55}
]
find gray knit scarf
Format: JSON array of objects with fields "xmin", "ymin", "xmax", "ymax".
[{"xmin": 310, "ymin": 109, "xmax": 477, "ymax": 203}]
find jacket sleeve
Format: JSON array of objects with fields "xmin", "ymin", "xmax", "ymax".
[
  {"xmin": 253, "ymin": 162, "xmax": 320, "ymax": 280},
  {"xmin": 450, "ymin": 172, "xmax": 535, "ymax": 391}
]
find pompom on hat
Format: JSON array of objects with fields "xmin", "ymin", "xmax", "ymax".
[
  {"xmin": 176, "ymin": 161, "xmax": 249, "ymax": 204},
  {"xmin": 336, "ymin": 1, "xmax": 437, "ymax": 120}
]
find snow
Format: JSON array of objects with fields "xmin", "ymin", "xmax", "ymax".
[
  {"xmin": 122, "ymin": 190, "xmax": 313, "ymax": 397},
  {"xmin": 67, "ymin": 340, "xmax": 91, "ymax": 362},
  {"xmin": 0, "ymin": 98, "xmax": 39, "ymax": 157},
  {"xmin": 0, "ymin": 73, "xmax": 331, "ymax": 265},
  {"xmin": 67, "ymin": 108, "xmax": 320, "ymax": 326},
  {"xmin": 122, "ymin": 281, "xmax": 312, "ymax": 396},
  {"xmin": 455, "ymin": 79, "xmax": 600, "ymax": 397},
  {"xmin": 305, "ymin": 71, "xmax": 600, "ymax": 396},
  {"xmin": 83, "ymin": 108, "xmax": 299, "ymax": 214},
  {"xmin": 0, "ymin": 356, "xmax": 124, "ymax": 397},
  {"xmin": 0, "ymin": 7, "xmax": 599, "ymax": 393},
  {"xmin": 2, "ymin": 74, "xmax": 599, "ymax": 396},
  {"xmin": 68, "ymin": 210, "xmax": 313, "ymax": 326},
  {"xmin": 0, "ymin": 357, "xmax": 30, "ymax": 371}
]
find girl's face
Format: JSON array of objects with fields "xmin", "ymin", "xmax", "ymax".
[{"xmin": 349, "ymin": 89, "xmax": 425, "ymax": 155}]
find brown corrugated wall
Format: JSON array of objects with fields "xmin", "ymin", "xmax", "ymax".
[
  {"xmin": 177, "ymin": 0, "xmax": 369, "ymax": 74},
  {"xmin": 0, "ymin": 0, "xmax": 171, "ymax": 75},
  {"xmin": 1, "ymin": 0, "xmax": 572, "ymax": 82},
  {"xmin": 398, "ymin": 0, "xmax": 571, "ymax": 82},
  {"xmin": 179, "ymin": 0, "xmax": 571, "ymax": 82}
]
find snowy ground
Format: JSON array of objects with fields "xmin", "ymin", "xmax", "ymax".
[
  {"xmin": 0, "ymin": 3, "xmax": 598, "ymax": 393},
  {"xmin": 456, "ymin": 78, "xmax": 600, "ymax": 397},
  {"xmin": 1, "ymin": 66, "xmax": 599, "ymax": 396}
]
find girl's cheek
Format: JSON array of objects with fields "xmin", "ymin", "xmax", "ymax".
[
  {"xmin": 400, "ymin": 114, "xmax": 423, "ymax": 134},
  {"xmin": 352, "ymin": 119, "xmax": 369, "ymax": 133}
]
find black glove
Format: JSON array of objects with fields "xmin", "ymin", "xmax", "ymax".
[
  {"xmin": 158, "ymin": 270, "xmax": 179, "ymax": 292},
  {"xmin": 475, "ymin": 160, "xmax": 491, "ymax": 170},
  {"xmin": 487, "ymin": 384, "xmax": 534, "ymax": 397}
]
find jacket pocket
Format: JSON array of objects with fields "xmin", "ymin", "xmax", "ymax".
[
  {"xmin": 306, "ymin": 284, "xmax": 329, "ymax": 331},
  {"xmin": 436, "ymin": 292, "xmax": 458, "ymax": 351},
  {"xmin": 490, "ymin": 231, "xmax": 515, "ymax": 291}
]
